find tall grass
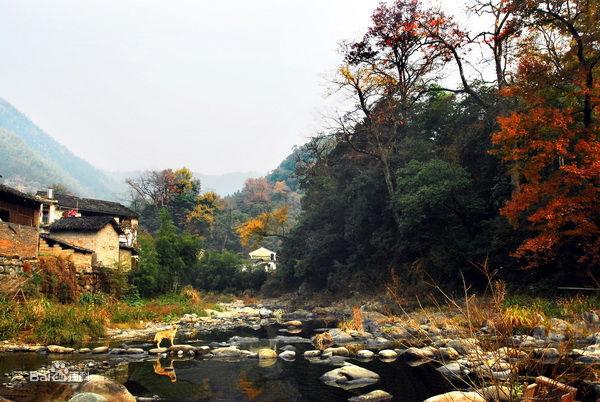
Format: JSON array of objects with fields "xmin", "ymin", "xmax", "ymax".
[{"xmin": 0, "ymin": 287, "xmax": 221, "ymax": 345}]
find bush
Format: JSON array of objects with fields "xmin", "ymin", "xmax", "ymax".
[
  {"xmin": 195, "ymin": 250, "xmax": 267, "ymax": 292},
  {"xmin": 38, "ymin": 257, "xmax": 79, "ymax": 303},
  {"xmin": 33, "ymin": 304, "xmax": 106, "ymax": 345}
]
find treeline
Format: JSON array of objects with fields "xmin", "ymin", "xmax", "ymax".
[
  {"xmin": 125, "ymin": 158, "xmax": 304, "ymax": 296},
  {"xmin": 278, "ymin": 0, "xmax": 600, "ymax": 293}
]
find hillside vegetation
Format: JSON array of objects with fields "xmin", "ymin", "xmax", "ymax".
[{"xmin": 0, "ymin": 98, "xmax": 125, "ymax": 198}]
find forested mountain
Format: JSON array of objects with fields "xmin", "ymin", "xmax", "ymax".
[{"xmin": 0, "ymin": 98, "xmax": 126, "ymax": 199}]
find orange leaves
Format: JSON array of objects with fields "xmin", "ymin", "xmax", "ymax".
[{"xmin": 236, "ymin": 206, "xmax": 289, "ymax": 247}]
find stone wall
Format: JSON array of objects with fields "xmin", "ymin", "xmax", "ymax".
[
  {"xmin": 0, "ymin": 255, "xmax": 37, "ymax": 276},
  {"xmin": 38, "ymin": 237, "xmax": 93, "ymax": 272},
  {"xmin": 0, "ymin": 222, "xmax": 39, "ymax": 258},
  {"xmin": 49, "ymin": 225, "xmax": 120, "ymax": 268}
]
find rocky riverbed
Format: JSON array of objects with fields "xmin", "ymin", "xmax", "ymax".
[{"xmin": 1, "ymin": 299, "xmax": 599, "ymax": 401}]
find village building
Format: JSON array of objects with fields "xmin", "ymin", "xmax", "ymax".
[
  {"xmin": 0, "ymin": 184, "xmax": 43, "ymax": 259},
  {"xmin": 37, "ymin": 190, "xmax": 139, "ymax": 246},
  {"xmin": 249, "ymin": 247, "xmax": 277, "ymax": 272},
  {"xmin": 44, "ymin": 216, "xmax": 136, "ymax": 269}
]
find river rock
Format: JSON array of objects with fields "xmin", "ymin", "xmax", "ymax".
[
  {"xmin": 125, "ymin": 348, "xmax": 145, "ymax": 354},
  {"xmin": 403, "ymin": 347, "xmax": 434, "ymax": 360},
  {"xmin": 584, "ymin": 311, "xmax": 599, "ymax": 325},
  {"xmin": 378, "ymin": 349, "xmax": 397, "ymax": 359},
  {"xmin": 149, "ymin": 347, "xmax": 168, "ymax": 354},
  {"xmin": 328, "ymin": 329, "xmax": 354, "ymax": 344},
  {"xmin": 324, "ymin": 347, "xmax": 349, "ymax": 357},
  {"xmin": 424, "ymin": 391, "xmax": 485, "ymax": 402},
  {"xmin": 435, "ymin": 347, "xmax": 459, "ymax": 361},
  {"xmin": 92, "ymin": 346, "xmax": 108, "ymax": 355},
  {"xmin": 78, "ymin": 348, "xmax": 91, "ymax": 354},
  {"xmin": 283, "ymin": 320, "xmax": 302, "ymax": 327},
  {"xmin": 436, "ymin": 362, "xmax": 463, "ymax": 378},
  {"xmin": 75, "ymin": 375, "xmax": 136, "ymax": 402},
  {"xmin": 304, "ymin": 350, "xmax": 321, "ymax": 358},
  {"xmin": 274, "ymin": 335, "xmax": 311, "ymax": 344},
  {"xmin": 212, "ymin": 346, "xmax": 257, "ymax": 359},
  {"xmin": 532, "ymin": 325, "xmax": 546, "ymax": 339},
  {"xmin": 228, "ymin": 336, "xmax": 259, "ymax": 345},
  {"xmin": 447, "ymin": 339, "xmax": 478, "ymax": 355},
  {"xmin": 279, "ymin": 350, "xmax": 296, "ymax": 360},
  {"xmin": 109, "ymin": 348, "xmax": 125, "ymax": 355},
  {"xmin": 47, "ymin": 345, "xmax": 74, "ymax": 354},
  {"xmin": 281, "ymin": 345, "xmax": 296, "ymax": 352},
  {"xmin": 258, "ymin": 348, "xmax": 278, "ymax": 360},
  {"xmin": 365, "ymin": 337, "xmax": 394, "ymax": 349},
  {"xmin": 533, "ymin": 347, "xmax": 560, "ymax": 360},
  {"xmin": 320, "ymin": 363, "xmax": 380, "ymax": 390},
  {"xmin": 69, "ymin": 393, "xmax": 108, "ymax": 402},
  {"xmin": 348, "ymin": 389, "xmax": 393, "ymax": 401},
  {"xmin": 168, "ymin": 344, "xmax": 197, "ymax": 354},
  {"xmin": 259, "ymin": 308, "xmax": 273, "ymax": 318},
  {"xmin": 356, "ymin": 350, "xmax": 375, "ymax": 359}
]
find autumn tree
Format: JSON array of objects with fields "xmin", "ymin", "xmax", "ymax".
[
  {"xmin": 492, "ymin": 0, "xmax": 600, "ymax": 275},
  {"xmin": 236, "ymin": 206, "xmax": 289, "ymax": 248},
  {"xmin": 335, "ymin": 0, "xmax": 448, "ymax": 228}
]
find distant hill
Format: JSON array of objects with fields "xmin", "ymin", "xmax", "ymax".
[{"xmin": 0, "ymin": 98, "xmax": 126, "ymax": 199}]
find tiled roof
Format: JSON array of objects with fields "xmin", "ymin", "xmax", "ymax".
[
  {"xmin": 36, "ymin": 192, "xmax": 138, "ymax": 218},
  {"xmin": 48, "ymin": 216, "xmax": 125, "ymax": 235},
  {"xmin": 40, "ymin": 234, "xmax": 94, "ymax": 254},
  {"xmin": 0, "ymin": 184, "xmax": 43, "ymax": 206}
]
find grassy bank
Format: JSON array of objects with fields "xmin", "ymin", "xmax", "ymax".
[{"xmin": 0, "ymin": 288, "xmax": 229, "ymax": 345}]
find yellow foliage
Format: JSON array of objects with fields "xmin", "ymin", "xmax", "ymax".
[
  {"xmin": 186, "ymin": 191, "xmax": 220, "ymax": 226},
  {"xmin": 236, "ymin": 206, "xmax": 289, "ymax": 247}
]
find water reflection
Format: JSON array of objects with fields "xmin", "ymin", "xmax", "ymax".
[{"xmin": 153, "ymin": 357, "xmax": 177, "ymax": 383}]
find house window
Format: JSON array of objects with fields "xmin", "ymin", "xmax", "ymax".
[{"xmin": 0, "ymin": 209, "xmax": 9, "ymax": 222}]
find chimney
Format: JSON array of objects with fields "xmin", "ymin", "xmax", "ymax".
[{"xmin": 47, "ymin": 188, "xmax": 53, "ymax": 199}]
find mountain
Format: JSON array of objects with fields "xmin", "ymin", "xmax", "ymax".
[{"xmin": 0, "ymin": 98, "xmax": 126, "ymax": 199}]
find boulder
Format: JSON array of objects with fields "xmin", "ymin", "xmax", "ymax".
[
  {"xmin": 125, "ymin": 348, "xmax": 145, "ymax": 354},
  {"xmin": 435, "ymin": 347, "xmax": 459, "ymax": 361},
  {"xmin": 168, "ymin": 345, "xmax": 197, "ymax": 355},
  {"xmin": 378, "ymin": 349, "xmax": 398, "ymax": 359},
  {"xmin": 258, "ymin": 348, "xmax": 278, "ymax": 360},
  {"xmin": 304, "ymin": 350, "xmax": 321, "ymax": 358},
  {"xmin": 279, "ymin": 350, "xmax": 296, "ymax": 360},
  {"xmin": 212, "ymin": 346, "xmax": 257, "ymax": 359},
  {"xmin": 403, "ymin": 347, "xmax": 434, "ymax": 360},
  {"xmin": 75, "ymin": 375, "xmax": 135, "ymax": 402},
  {"xmin": 320, "ymin": 363, "xmax": 380, "ymax": 390},
  {"xmin": 447, "ymin": 339, "xmax": 478, "ymax": 355},
  {"xmin": 259, "ymin": 308, "xmax": 273, "ymax": 318},
  {"xmin": 92, "ymin": 346, "xmax": 108, "ymax": 355},
  {"xmin": 274, "ymin": 335, "xmax": 312, "ymax": 344},
  {"xmin": 324, "ymin": 347, "xmax": 350, "ymax": 357},
  {"xmin": 228, "ymin": 336, "xmax": 259, "ymax": 345},
  {"xmin": 533, "ymin": 348, "xmax": 560, "ymax": 360},
  {"xmin": 478, "ymin": 386, "xmax": 511, "ymax": 401},
  {"xmin": 356, "ymin": 350, "xmax": 375, "ymax": 359},
  {"xmin": 328, "ymin": 329, "xmax": 354, "ymax": 344},
  {"xmin": 424, "ymin": 391, "xmax": 485, "ymax": 402},
  {"xmin": 436, "ymin": 362, "xmax": 464, "ymax": 378},
  {"xmin": 69, "ymin": 393, "xmax": 108, "ymax": 402},
  {"xmin": 47, "ymin": 345, "xmax": 74, "ymax": 354},
  {"xmin": 348, "ymin": 390, "xmax": 393, "ymax": 401}
]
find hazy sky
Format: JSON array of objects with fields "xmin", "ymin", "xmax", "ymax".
[{"xmin": 0, "ymin": 1, "xmax": 472, "ymax": 175}]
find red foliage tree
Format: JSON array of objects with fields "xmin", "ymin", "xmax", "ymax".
[{"xmin": 492, "ymin": 0, "xmax": 600, "ymax": 274}]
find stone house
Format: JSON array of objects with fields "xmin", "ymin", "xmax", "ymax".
[
  {"xmin": 46, "ymin": 216, "xmax": 135, "ymax": 269},
  {"xmin": 0, "ymin": 184, "xmax": 43, "ymax": 259},
  {"xmin": 37, "ymin": 190, "xmax": 139, "ymax": 247}
]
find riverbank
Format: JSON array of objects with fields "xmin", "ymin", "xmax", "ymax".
[{"xmin": 1, "ymin": 291, "xmax": 600, "ymax": 401}]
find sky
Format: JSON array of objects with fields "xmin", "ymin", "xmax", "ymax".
[{"xmin": 0, "ymin": 0, "xmax": 473, "ymax": 175}]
